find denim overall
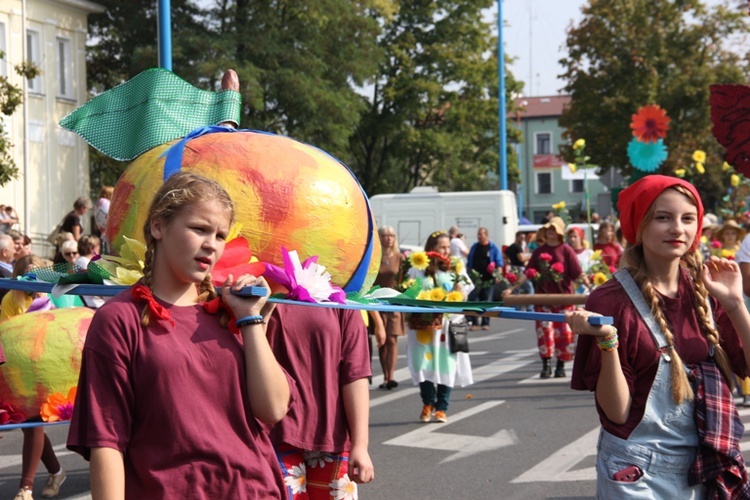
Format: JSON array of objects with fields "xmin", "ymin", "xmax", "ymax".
[{"xmin": 595, "ymin": 270, "xmax": 704, "ymax": 499}]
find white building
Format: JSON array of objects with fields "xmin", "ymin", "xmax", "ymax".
[{"xmin": 0, "ymin": 0, "xmax": 104, "ymax": 254}]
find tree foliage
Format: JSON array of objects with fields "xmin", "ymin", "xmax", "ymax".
[
  {"xmin": 348, "ymin": 1, "xmax": 522, "ymax": 195},
  {"xmin": 559, "ymin": 0, "xmax": 750, "ymax": 208}
]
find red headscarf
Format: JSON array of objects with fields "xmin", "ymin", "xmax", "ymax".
[{"xmin": 617, "ymin": 175, "xmax": 704, "ymax": 251}]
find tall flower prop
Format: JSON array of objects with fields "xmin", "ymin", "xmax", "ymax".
[
  {"xmin": 569, "ymin": 137, "xmax": 596, "ymax": 228},
  {"xmin": 628, "ymin": 105, "xmax": 670, "ymax": 173},
  {"xmin": 627, "ymin": 138, "xmax": 668, "ymax": 172},
  {"xmin": 263, "ymin": 247, "xmax": 346, "ymax": 304}
]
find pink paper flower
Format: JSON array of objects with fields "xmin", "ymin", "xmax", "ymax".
[
  {"xmin": 0, "ymin": 401, "xmax": 25, "ymax": 425},
  {"xmin": 710, "ymin": 239, "xmax": 722, "ymax": 249},
  {"xmin": 506, "ymin": 272, "xmax": 518, "ymax": 284},
  {"xmin": 540, "ymin": 253, "xmax": 553, "ymax": 262},
  {"xmin": 551, "ymin": 262, "xmax": 565, "ymax": 274},
  {"xmin": 263, "ymin": 247, "xmax": 346, "ymax": 304},
  {"xmin": 487, "ymin": 262, "xmax": 496, "ymax": 273},
  {"xmin": 609, "ymin": 266, "xmax": 617, "ymax": 274}
]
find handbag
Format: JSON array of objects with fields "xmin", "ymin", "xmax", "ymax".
[
  {"xmin": 46, "ymin": 220, "xmax": 63, "ymax": 245},
  {"xmin": 448, "ymin": 319, "xmax": 470, "ymax": 354}
]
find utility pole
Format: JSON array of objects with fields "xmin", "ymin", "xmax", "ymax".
[{"xmin": 498, "ymin": 0, "xmax": 508, "ymax": 190}]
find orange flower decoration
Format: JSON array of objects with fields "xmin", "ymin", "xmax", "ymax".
[
  {"xmin": 630, "ymin": 104, "xmax": 671, "ymax": 143},
  {"xmin": 40, "ymin": 387, "xmax": 77, "ymax": 422}
]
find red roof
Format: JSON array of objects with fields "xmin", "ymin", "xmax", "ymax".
[{"xmin": 510, "ymin": 95, "xmax": 571, "ymax": 119}]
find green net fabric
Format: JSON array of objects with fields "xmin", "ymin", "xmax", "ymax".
[{"xmin": 59, "ymin": 68, "xmax": 242, "ymax": 161}]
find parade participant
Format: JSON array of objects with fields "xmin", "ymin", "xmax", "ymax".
[
  {"xmin": 466, "ymin": 227, "xmax": 503, "ymax": 330},
  {"xmin": 567, "ymin": 175, "xmax": 750, "ymax": 498},
  {"xmin": 67, "ymin": 172, "xmax": 292, "ymax": 499},
  {"xmin": 4, "ymin": 255, "xmax": 64, "ymax": 500},
  {"xmin": 503, "ymin": 217, "xmax": 586, "ymax": 378},
  {"xmin": 593, "ymin": 221, "xmax": 623, "ymax": 268},
  {"xmin": 372, "ymin": 225, "xmax": 405, "ymax": 389},
  {"xmin": 266, "ymin": 305, "xmax": 374, "ymax": 499},
  {"xmin": 408, "ymin": 231, "xmax": 474, "ymax": 423}
]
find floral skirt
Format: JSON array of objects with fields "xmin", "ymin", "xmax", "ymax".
[{"xmin": 407, "ymin": 316, "xmax": 473, "ymax": 388}]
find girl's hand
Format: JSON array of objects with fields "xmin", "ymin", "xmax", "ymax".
[
  {"xmin": 220, "ymin": 274, "xmax": 273, "ymax": 320},
  {"xmin": 565, "ymin": 308, "xmax": 614, "ymax": 337},
  {"xmin": 702, "ymin": 256, "xmax": 744, "ymax": 310}
]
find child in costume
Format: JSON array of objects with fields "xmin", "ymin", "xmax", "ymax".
[
  {"xmin": 3, "ymin": 255, "xmax": 64, "ymax": 500},
  {"xmin": 567, "ymin": 175, "xmax": 750, "ymax": 498},
  {"xmin": 67, "ymin": 172, "xmax": 293, "ymax": 498},
  {"xmin": 407, "ymin": 230, "xmax": 474, "ymax": 423}
]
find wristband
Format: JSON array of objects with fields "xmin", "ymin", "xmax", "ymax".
[
  {"xmin": 597, "ymin": 327, "xmax": 619, "ymax": 352},
  {"xmin": 235, "ymin": 315, "xmax": 265, "ymax": 328}
]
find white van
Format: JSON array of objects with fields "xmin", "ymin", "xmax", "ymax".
[{"xmin": 369, "ymin": 189, "xmax": 519, "ymax": 249}]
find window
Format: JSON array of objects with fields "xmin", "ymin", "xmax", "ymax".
[
  {"xmin": 535, "ymin": 132, "xmax": 551, "ymax": 154},
  {"xmin": 536, "ymin": 172, "xmax": 552, "ymax": 194},
  {"xmin": 26, "ymin": 30, "xmax": 41, "ymax": 93},
  {"xmin": 57, "ymin": 38, "xmax": 72, "ymax": 98},
  {"xmin": 571, "ymin": 179, "xmax": 584, "ymax": 193},
  {"xmin": 0, "ymin": 23, "xmax": 6, "ymax": 77}
]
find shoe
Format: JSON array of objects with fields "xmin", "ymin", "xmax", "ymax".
[
  {"xmin": 14, "ymin": 488, "xmax": 33, "ymax": 500},
  {"xmin": 743, "ymin": 396, "xmax": 750, "ymax": 408},
  {"xmin": 386, "ymin": 380, "xmax": 399, "ymax": 389},
  {"xmin": 554, "ymin": 360, "xmax": 566, "ymax": 378},
  {"xmin": 378, "ymin": 382, "xmax": 389, "ymax": 389},
  {"xmin": 434, "ymin": 410, "xmax": 448, "ymax": 423},
  {"xmin": 420, "ymin": 404, "xmax": 434, "ymax": 422},
  {"xmin": 481, "ymin": 325, "xmax": 490, "ymax": 331},
  {"xmin": 41, "ymin": 469, "xmax": 66, "ymax": 498},
  {"xmin": 470, "ymin": 325, "xmax": 479, "ymax": 331},
  {"xmin": 540, "ymin": 359, "xmax": 552, "ymax": 379}
]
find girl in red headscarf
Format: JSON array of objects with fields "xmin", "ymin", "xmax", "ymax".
[{"xmin": 567, "ymin": 175, "xmax": 750, "ymax": 498}]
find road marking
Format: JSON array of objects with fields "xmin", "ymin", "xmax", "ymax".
[
  {"xmin": 0, "ymin": 443, "xmax": 77, "ymax": 470},
  {"xmin": 511, "ymin": 427, "xmax": 599, "ymax": 483},
  {"xmin": 383, "ymin": 401, "xmax": 517, "ymax": 463},
  {"xmin": 369, "ymin": 349, "xmax": 537, "ymax": 408}
]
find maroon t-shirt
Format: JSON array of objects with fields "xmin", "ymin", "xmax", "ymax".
[
  {"xmin": 526, "ymin": 243, "xmax": 583, "ymax": 294},
  {"xmin": 266, "ymin": 304, "xmax": 371, "ymax": 452},
  {"xmin": 571, "ymin": 269, "xmax": 749, "ymax": 439},
  {"xmin": 593, "ymin": 242, "xmax": 622, "ymax": 268},
  {"xmin": 67, "ymin": 291, "xmax": 287, "ymax": 499}
]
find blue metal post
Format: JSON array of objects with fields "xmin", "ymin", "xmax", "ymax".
[
  {"xmin": 517, "ymin": 143, "xmax": 523, "ymax": 220},
  {"xmin": 498, "ymin": 0, "xmax": 508, "ymax": 190},
  {"xmin": 157, "ymin": 0, "xmax": 172, "ymax": 70}
]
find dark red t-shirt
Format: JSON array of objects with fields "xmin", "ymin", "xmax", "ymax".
[
  {"xmin": 571, "ymin": 269, "xmax": 749, "ymax": 439},
  {"xmin": 266, "ymin": 304, "xmax": 371, "ymax": 452},
  {"xmin": 593, "ymin": 242, "xmax": 622, "ymax": 268},
  {"xmin": 67, "ymin": 291, "xmax": 287, "ymax": 499},
  {"xmin": 526, "ymin": 243, "xmax": 583, "ymax": 294}
]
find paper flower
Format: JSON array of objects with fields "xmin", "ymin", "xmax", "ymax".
[
  {"xmin": 552, "ymin": 201, "xmax": 566, "ymax": 211},
  {"xmin": 573, "ymin": 139, "xmax": 586, "ymax": 150},
  {"xmin": 591, "ymin": 250, "xmax": 602, "ymax": 260},
  {"xmin": 540, "ymin": 253, "xmax": 553, "ymax": 262},
  {"xmin": 416, "ymin": 290, "xmax": 431, "ymax": 300},
  {"xmin": 723, "ymin": 162, "xmax": 731, "ymax": 172},
  {"xmin": 98, "ymin": 236, "xmax": 147, "ymax": 285},
  {"xmin": 0, "ymin": 401, "xmax": 25, "ymax": 425},
  {"xmin": 446, "ymin": 291, "xmax": 464, "ymax": 302},
  {"xmin": 506, "ymin": 272, "xmax": 518, "ymax": 284},
  {"xmin": 551, "ymin": 262, "xmax": 565, "ymax": 274},
  {"xmin": 40, "ymin": 387, "xmax": 77, "ymax": 422},
  {"xmin": 695, "ymin": 162, "xmax": 705, "ymax": 174},
  {"xmin": 593, "ymin": 272, "xmax": 608, "ymax": 286},
  {"xmin": 732, "ymin": 174, "xmax": 740, "ymax": 187},
  {"xmin": 210, "ymin": 236, "xmax": 266, "ymax": 286},
  {"xmin": 524, "ymin": 268, "xmax": 539, "ymax": 279},
  {"xmin": 568, "ymin": 162, "xmax": 578, "ymax": 173},
  {"xmin": 628, "ymin": 138, "xmax": 668, "ymax": 172},
  {"xmin": 409, "ymin": 251, "xmax": 429, "ymax": 270},
  {"xmin": 263, "ymin": 247, "xmax": 346, "ymax": 303},
  {"xmin": 429, "ymin": 288, "xmax": 447, "ymax": 301},
  {"xmin": 630, "ymin": 104, "xmax": 670, "ymax": 143},
  {"xmin": 692, "ymin": 150, "xmax": 706, "ymax": 163},
  {"xmin": 675, "ymin": 169, "xmax": 686, "ymax": 177},
  {"xmin": 450, "ymin": 256, "xmax": 464, "ymax": 274}
]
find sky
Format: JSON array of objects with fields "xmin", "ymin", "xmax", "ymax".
[{"xmin": 500, "ymin": 0, "xmax": 736, "ymax": 98}]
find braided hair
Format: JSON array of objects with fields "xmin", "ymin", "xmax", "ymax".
[
  {"xmin": 139, "ymin": 172, "xmax": 235, "ymax": 326},
  {"xmin": 620, "ymin": 186, "xmax": 733, "ymax": 404}
]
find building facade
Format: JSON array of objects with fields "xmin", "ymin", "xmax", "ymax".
[
  {"xmin": 513, "ymin": 95, "xmax": 613, "ymax": 224},
  {"xmin": 0, "ymin": 0, "xmax": 103, "ymax": 254}
]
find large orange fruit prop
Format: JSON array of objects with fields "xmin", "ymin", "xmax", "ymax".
[
  {"xmin": 107, "ymin": 130, "xmax": 380, "ymax": 294},
  {"xmin": 0, "ymin": 308, "xmax": 93, "ymax": 419}
]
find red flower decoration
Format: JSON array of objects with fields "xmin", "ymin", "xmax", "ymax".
[
  {"xmin": 0, "ymin": 401, "xmax": 25, "ymax": 425},
  {"xmin": 524, "ymin": 268, "xmax": 539, "ymax": 279},
  {"xmin": 506, "ymin": 272, "xmax": 518, "ymax": 284},
  {"xmin": 551, "ymin": 262, "xmax": 565, "ymax": 274},
  {"xmin": 487, "ymin": 262, "xmax": 496, "ymax": 273},
  {"xmin": 609, "ymin": 266, "xmax": 617, "ymax": 274},
  {"xmin": 210, "ymin": 236, "xmax": 266, "ymax": 286},
  {"xmin": 710, "ymin": 239, "xmax": 723, "ymax": 249},
  {"xmin": 710, "ymin": 84, "xmax": 750, "ymax": 177},
  {"xmin": 539, "ymin": 253, "xmax": 553, "ymax": 262},
  {"xmin": 630, "ymin": 104, "xmax": 670, "ymax": 143}
]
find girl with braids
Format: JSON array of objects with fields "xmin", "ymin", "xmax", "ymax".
[
  {"xmin": 406, "ymin": 230, "xmax": 474, "ymax": 423},
  {"xmin": 67, "ymin": 172, "xmax": 293, "ymax": 499},
  {"xmin": 567, "ymin": 175, "xmax": 750, "ymax": 498}
]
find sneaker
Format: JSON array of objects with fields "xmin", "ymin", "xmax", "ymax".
[
  {"xmin": 434, "ymin": 410, "xmax": 448, "ymax": 423},
  {"xmin": 420, "ymin": 404, "xmax": 434, "ymax": 422},
  {"xmin": 14, "ymin": 488, "xmax": 33, "ymax": 500},
  {"xmin": 41, "ymin": 469, "xmax": 66, "ymax": 498}
]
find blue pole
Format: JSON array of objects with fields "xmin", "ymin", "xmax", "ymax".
[
  {"xmin": 517, "ymin": 143, "xmax": 523, "ymax": 220},
  {"xmin": 498, "ymin": 0, "xmax": 508, "ymax": 190},
  {"xmin": 157, "ymin": 0, "xmax": 172, "ymax": 71}
]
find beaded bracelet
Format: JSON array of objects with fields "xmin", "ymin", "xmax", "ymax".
[
  {"xmin": 597, "ymin": 327, "xmax": 619, "ymax": 352},
  {"xmin": 235, "ymin": 315, "xmax": 265, "ymax": 328}
]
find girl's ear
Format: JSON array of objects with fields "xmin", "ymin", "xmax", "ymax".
[{"xmin": 149, "ymin": 218, "xmax": 164, "ymax": 241}]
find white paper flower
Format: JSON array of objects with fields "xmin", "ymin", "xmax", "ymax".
[
  {"xmin": 283, "ymin": 463, "xmax": 307, "ymax": 494},
  {"xmin": 329, "ymin": 474, "xmax": 357, "ymax": 500}
]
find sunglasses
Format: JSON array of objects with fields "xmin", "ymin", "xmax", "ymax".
[{"xmin": 64, "ymin": 251, "xmax": 79, "ymax": 257}]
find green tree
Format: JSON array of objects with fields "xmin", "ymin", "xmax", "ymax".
[
  {"xmin": 205, "ymin": 0, "xmax": 383, "ymax": 157},
  {"xmin": 558, "ymin": 0, "xmax": 749, "ymax": 208},
  {"xmin": 349, "ymin": 0, "xmax": 523, "ymax": 195},
  {"xmin": 0, "ymin": 59, "xmax": 40, "ymax": 187}
]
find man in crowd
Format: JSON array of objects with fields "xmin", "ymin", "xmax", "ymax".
[
  {"xmin": 467, "ymin": 227, "xmax": 503, "ymax": 331},
  {"xmin": 448, "ymin": 225, "xmax": 469, "ymax": 263}
]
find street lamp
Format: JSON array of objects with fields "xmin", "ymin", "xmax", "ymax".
[{"xmin": 497, "ymin": 0, "xmax": 507, "ymax": 191}]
